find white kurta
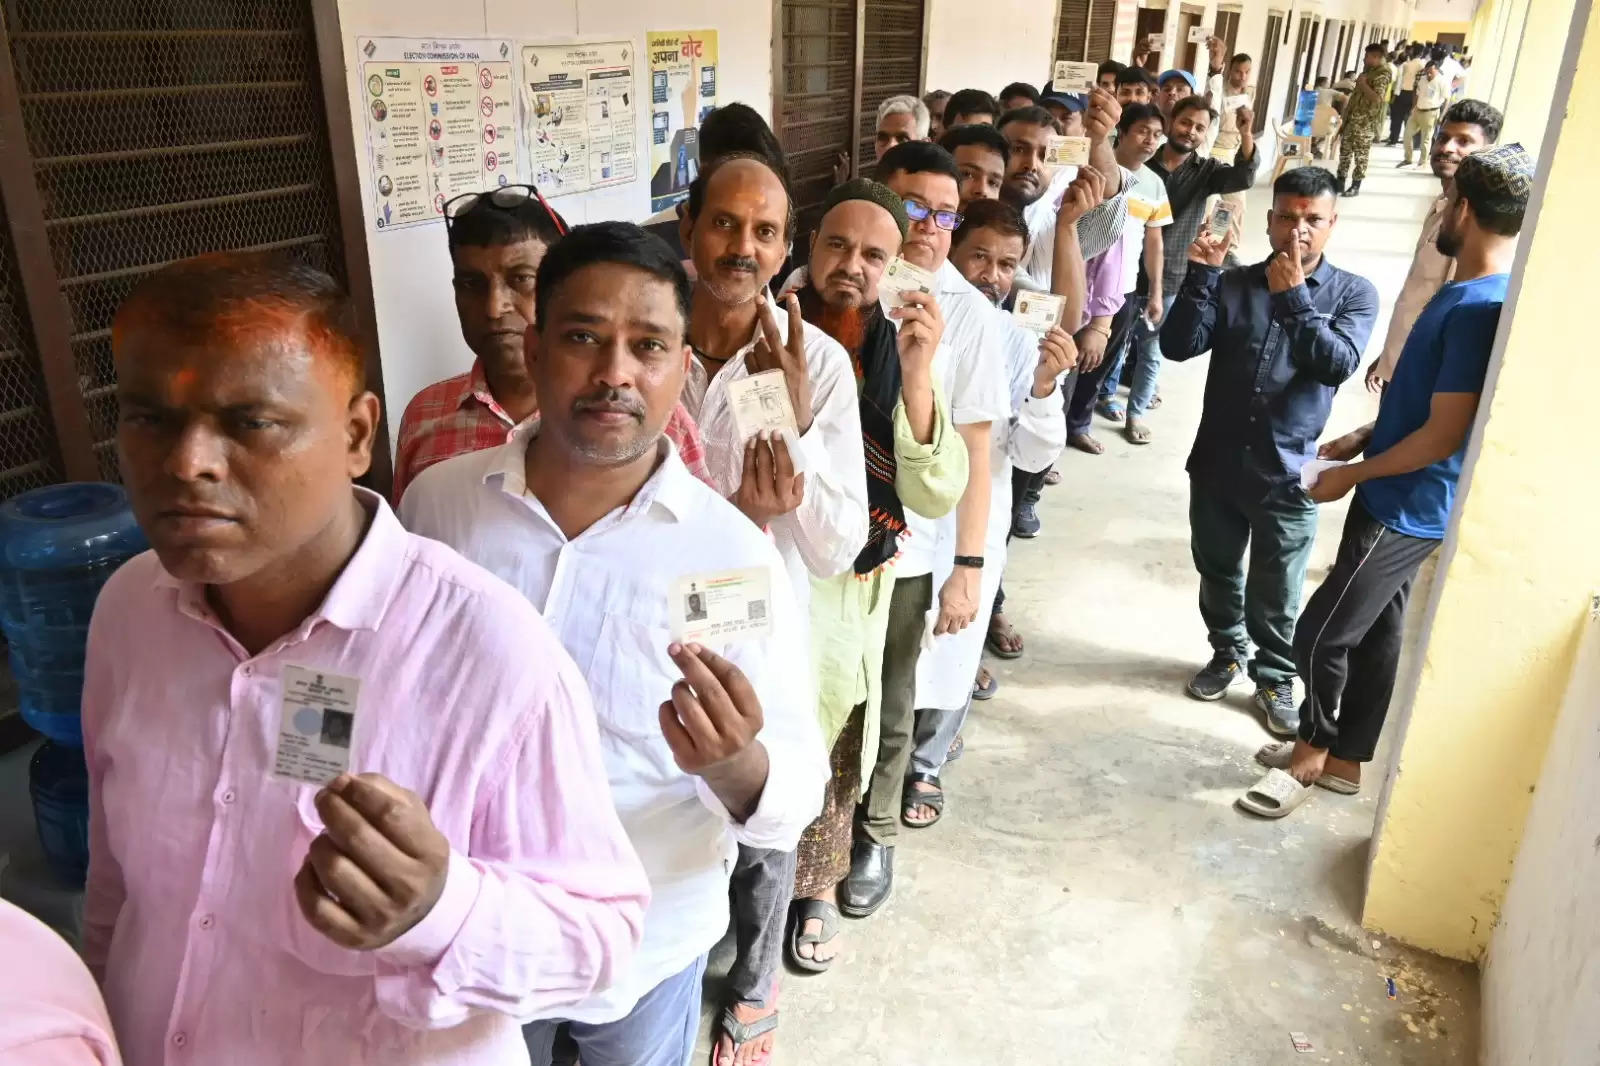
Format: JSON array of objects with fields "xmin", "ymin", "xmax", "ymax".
[{"xmin": 913, "ymin": 307, "xmax": 1067, "ymax": 713}]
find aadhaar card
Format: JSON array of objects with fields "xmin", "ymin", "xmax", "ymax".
[
  {"xmin": 1052, "ymin": 61, "xmax": 1097, "ymax": 94},
  {"xmin": 1012, "ymin": 291, "xmax": 1065, "ymax": 335},
  {"xmin": 726, "ymin": 369, "xmax": 798, "ymax": 444},
  {"xmin": 1045, "ymin": 135, "xmax": 1091, "ymax": 167},
  {"xmin": 878, "ymin": 256, "xmax": 936, "ymax": 314},
  {"xmin": 672, "ymin": 567, "xmax": 774, "ymax": 645},
  {"xmin": 273, "ymin": 665, "xmax": 359, "ymax": 786}
]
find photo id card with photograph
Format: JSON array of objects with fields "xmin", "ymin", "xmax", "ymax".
[
  {"xmin": 726, "ymin": 369, "xmax": 799, "ymax": 444},
  {"xmin": 273, "ymin": 665, "xmax": 360, "ymax": 786},
  {"xmin": 878, "ymin": 256, "xmax": 936, "ymax": 314},
  {"xmin": 671, "ymin": 567, "xmax": 773, "ymax": 645},
  {"xmin": 1044, "ymin": 135, "xmax": 1090, "ymax": 167},
  {"xmin": 1052, "ymin": 61, "xmax": 1097, "ymax": 94},
  {"xmin": 1012, "ymin": 291, "xmax": 1065, "ymax": 334}
]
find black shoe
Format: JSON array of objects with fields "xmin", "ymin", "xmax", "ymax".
[
  {"xmin": 839, "ymin": 841, "xmax": 894, "ymax": 917},
  {"xmin": 1344, "ymin": 181, "xmax": 1362, "ymax": 197},
  {"xmin": 1254, "ymin": 681, "xmax": 1299, "ymax": 738},
  {"xmin": 1333, "ymin": 176, "xmax": 1347, "ymax": 194},
  {"xmin": 1186, "ymin": 653, "xmax": 1245, "ymax": 701},
  {"xmin": 1011, "ymin": 500, "xmax": 1041, "ymax": 539}
]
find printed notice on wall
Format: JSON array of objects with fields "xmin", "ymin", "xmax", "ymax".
[
  {"xmin": 357, "ymin": 37, "xmax": 517, "ymax": 230},
  {"xmin": 520, "ymin": 40, "xmax": 637, "ymax": 198},
  {"xmin": 647, "ymin": 30, "xmax": 718, "ymax": 212}
]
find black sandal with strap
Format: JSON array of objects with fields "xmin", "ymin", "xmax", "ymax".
[
  {"xmin": 785, "ymin": 898, "xmax": 841, "ymax": 974},
  {"xmin": 901, "ymin": 772, "xmax": 945, "ymax": 828}
]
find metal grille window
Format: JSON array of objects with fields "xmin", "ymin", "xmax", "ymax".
[
  {"xmin": 0, "ymin": 199, "xmax": 62, "ymax": 499},
  {"xmin": 1055, "ymin": 0, "xmax": 1091, "ymax": 63},
  {"xmin": 1213, "ymin": 10, "xmax": 1241, "ymax": 59},
  {"xmin": 0, "ymin": 0, "xmax": 372, "ymax": 488},
  {"xmin": 856, "ymin": 0, "xmax": 924, "ymax": 180}
]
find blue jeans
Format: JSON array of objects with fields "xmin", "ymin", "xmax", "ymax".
[
  {"xmin": 523, "ymin": 954, "xmax": 708, "ymax": 1066},
  {"xmin": 1126, "ymin": 293, "xmax": 1177, "ymax": 419}
]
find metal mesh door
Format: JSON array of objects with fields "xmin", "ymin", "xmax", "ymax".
[
  {"xmin": 2, "ymin": 0, "xmax": 350, "ymax": 482},
  {"xmin": 777, "ymin": 0, "xmax": 857, "ymax": 234},
  {"xmin": 0, "ymin": 198, "xmax": 63, "ymax": 499},
  {"xmin": 855, "ymin": 0, "xmax": 923, "ymax": 180}
]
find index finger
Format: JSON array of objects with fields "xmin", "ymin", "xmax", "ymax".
[
  {"xmin": 783, "ymin": 292, "xmax": 804, "ymax": 350},
  {"xmin": 667, "ymin": 642, "xmax": 742, "ymax": 727},
  {"xmin": 756, "ymin": 293, "xmax": 784, "ymax": 355}
]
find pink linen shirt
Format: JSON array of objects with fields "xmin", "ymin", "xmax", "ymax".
[
  {"xmin": 0, "ymin": 899, "xmax": 122, "ymax": 1065},
  {"xmin": 81, "ymin": 490, "xmax": 649, "ymax": 1066}
]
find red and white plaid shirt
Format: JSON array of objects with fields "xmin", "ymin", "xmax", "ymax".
[{"xmin": 392, "ymin": 360, "xmax": 712, "ymax": 503}]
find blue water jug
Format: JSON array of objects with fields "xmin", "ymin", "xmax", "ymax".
[
  {"xmin": 31, "ymin": 739, "xmax": 89, "ymax": 886},
  {"xmin": 0, "ymin": 482, "xmax": 147, "ymax": 745}
]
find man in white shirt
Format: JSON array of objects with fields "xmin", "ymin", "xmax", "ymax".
[
  {"xmin": 842, "ymin": 141, "xmax": 1008, "ymax": 915},
  {"xmin": 401, "ymin": 222, "xmax": 827, "ymax": 1066},
  {"xmin": 1388, "ymin": 45, "xmax": 1425, "ymax": 145},
  {"xmin": 1366, "ymin": 99, "xmax": 1502, "ymax": 390},
  {"xmin": 674, "ymin": 152, "xmax": 866, "ymax": 1063},
  {"xmin": 1402, "ymin": 60, "xmax": 1450, "ymax": 167},
  {"xmin": 1204, "ymin": 47, "xmax": 1255, "ymax": 252}
]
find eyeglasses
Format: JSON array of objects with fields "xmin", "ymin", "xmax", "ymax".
[
  {"xmin": 442, "ymin": 184, "xmax": 568, "ymax": 234},
  {"xmin": 902, "ymin": 199, "xmax": 964, "ymax": 232}
]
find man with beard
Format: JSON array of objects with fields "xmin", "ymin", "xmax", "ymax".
[
  {"xmin": 844, "ymin": 142, "xmax": 1009, "ymax": 914},
  {"xmin": 1161, "ymin": 166, "xmax": 1378, "ymax": 741},
  {"xmin": 941, "ymin": 122, "xmax": 1010, "ymax": 206},
  {"xmin": 1335, "ymin": 44, "xmax": 1395, "ymax": 197},
  {"xmin": 778, "ymin": 180, "xmax": 969, "ymax": 975},
  {"xmin": 1123, "ymin": 94, "xmax": 1257, "ymax": 445},
  {"xmin": 1364, "ymin": 99, "xmax": 1503, "ymax": 391},
  {"xmin": 673, "ymin": 154, "xmax": 867, "ymax": 1064},
  {"xmin": 402, "ymin": 223, "xmax": 825, "ymax": 1066},
  {"xmin": 1242, "ymin": 144, "xmax": 1533, "ymax": 819}
]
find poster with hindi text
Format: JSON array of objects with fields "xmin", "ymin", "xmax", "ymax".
[
  {"xmin": 520, "ymin": 40, "xmax": 637, "ymax": 198},
  {"xmin": 356, "ymin": 37, "xmax": 517, "ymax": 230},
  {"xmin": 647, "ymin": 30, "xmax": 718, "ymax": 212}
]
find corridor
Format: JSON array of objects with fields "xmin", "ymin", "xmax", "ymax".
[{"xmin": 703, "ymin": 147, "xmax": 1481, "ymax": 1064}]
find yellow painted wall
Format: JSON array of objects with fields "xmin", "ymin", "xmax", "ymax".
[
  {"xmin": 1412, "ymin": 18, "xmax": 1472, "ymax": 41},
  {"xmin": 1364, "ymin": 0, "xmax": 1600, "ymax": 961}
]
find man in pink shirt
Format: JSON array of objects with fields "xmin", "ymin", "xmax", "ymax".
[
  {"xmin": 0, "ymin": 898, "xmax": 122, "ymax": 1064},
  {"xmin": 83, "ymin": 253, "xmax": 648, "ymax": 1066}
]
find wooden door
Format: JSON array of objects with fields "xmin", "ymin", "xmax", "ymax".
[{"xmin": 1255, "ymin": 12, "xmax": 1283, "ymax": 134}]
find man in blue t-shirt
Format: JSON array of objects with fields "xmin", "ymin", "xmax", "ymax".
[{"xmin": 1238, "ymin": 143, "xmax": 1535, "ymax": 818}]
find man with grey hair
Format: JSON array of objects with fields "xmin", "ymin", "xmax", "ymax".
[{"xmin": 876, "ymin": 93, "xmax": 931, "ymax": 159}]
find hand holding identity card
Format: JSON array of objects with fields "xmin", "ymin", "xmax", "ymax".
[
  {"xmin": 273, "ymin": 665, "xmax": 360, "ymax": 786},
  {"xmin": 726, "ymin": 369, "xmax": 798, "ymax": 444},
  {"xmin": 1012, "ymin": 291, "xmax": 1065, "ymax": 335},
  {"xmin": 672, "ymin": 568, "xmax": 773, "ymax": 644},
  {"xmin": 1045, "ymin": 135, "xmax": 1091, "ymax": 167},
  {"xmin": 1052, "ymin": 61, "xmax": 1097, "ymax": 94},
  {"xmin": 1207, "ymin": 205, "xmax": 1234, "ymax": 240},
  {"xmin": 878, "ymin": 256, "xmax": 936, "ymax": 315},
  {"xmin": 1188, "ymin": 25, "xmax": 1210, "ymax": 43}
]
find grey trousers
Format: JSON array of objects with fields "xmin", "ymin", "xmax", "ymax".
[
  {"xmin": 909, "ymin": 697, "xmax": 970, "ymax": 778},
  {"xmin": 727, "ymin": 843, "xmax": 796, "ymax": 1008},
  {"xmin": 859, "ymin": 573, "xmax": 934, "ymax": 844}
]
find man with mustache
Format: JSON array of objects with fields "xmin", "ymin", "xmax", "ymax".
[
  {"xmin": 941, "ymin": 122, "xmax": 1011, "ymax": 206},
  {"xmin": 777, "ymin": 180, "xmax": 969, "ymax": 974},
  {"xmin": 677, "ymin": 153, "xmax": 867, "ymax": 1066},
  {"xmin": 1122, "ymin": 94, "xmax": 1257, "ymax": 445},
  {"xmin": 1364, "ymin": 99, "xmax": 1503, "ymax": 391},
  {"xmin": 402, "ymin": 223, "xmax": 827, "ymax": 1066},
  {"xmin": 89, "ymin": 253, "xmax": 650, "ymax": 1066},
  {"xmin": 393, "ymin": 187, "xmax": 708, "ymax": 501}
]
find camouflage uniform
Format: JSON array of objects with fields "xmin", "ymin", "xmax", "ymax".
[{"xmin": 1338, "ymin": 63, "xmax": 1393, "ymax": 186}]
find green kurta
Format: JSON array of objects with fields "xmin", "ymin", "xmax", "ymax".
[{"xmin": 808, "ymin": 385, "xmax": 968, "ymax": 786}]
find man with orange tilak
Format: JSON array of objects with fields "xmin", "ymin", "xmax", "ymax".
[{"xmin": 84, "ymin": 253, "xmax": 646, "ymax": 1066}]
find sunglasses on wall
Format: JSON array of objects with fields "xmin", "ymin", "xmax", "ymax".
[{"xmin": 442, "ymin": 184, "xmax": 569, "ymax": 234}]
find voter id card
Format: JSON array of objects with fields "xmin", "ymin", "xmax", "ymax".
[
  {"xmin": 878, "ymin": 256, "xmax": 936, "ymax": 314},
  {"xmin": 1207, "ymin": 205, "xmax": 1234, "ymax": 240},
  {"xmin": 1045, "ymin": 135, "xmax": 1091, "ymax": 167},
  {"xmin": 1012, "ymin": 291, "xmax": 1065, "ymax": 334},
  {"xmin": 726, "ymin": 369, "xmax": 798, "ymax": 444},
  {"xmin": 672, "ymin": 568, "xmax": 773, "ymax": 645},
  {"xmin": 1052, "ymin": 61, "xmax": 1097, "ymax": 94},
  {"xmin": 273, "ymin": 665, "xmax": 359, "ymax": 786}
]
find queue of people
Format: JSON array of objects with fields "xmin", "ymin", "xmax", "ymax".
[{"xmin": 21, "ymin": 44, "xmax": 1531, "ymax": 1066}]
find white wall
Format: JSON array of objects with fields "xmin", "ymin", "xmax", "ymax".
[
  {"xmin": 332, "ymin": 0, "xmax": 773, "ymax": 442},
  {"xmin": 924, "ymin": 0, "xmax": 1056, "ymax": 93},
  {"xmin": 1481, "ymin": 604, "xmax": 1600, "ymax": 1065}
]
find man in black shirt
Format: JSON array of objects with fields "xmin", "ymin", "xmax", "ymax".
[{"xmin": 1161, "ymin": 166, "xmax": 1378, "ymax": 736}]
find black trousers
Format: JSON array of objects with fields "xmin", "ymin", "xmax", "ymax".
[
  {"xmin": 1387, "ymin": 89, "xmax": 1415, "ymax": 143},
  {"xmin": 1294, "ymin": 498, "xmax": 1440, "ymax": 762},
  {"xmin": 1066, "ymin": 295, "xmax": 1140, "ymax": 437}
]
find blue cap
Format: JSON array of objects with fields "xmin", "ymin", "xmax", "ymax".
[
  {"xmin": 1039, "ymin": 85, "xmax": 1087, "ymax": 112},
  {"xmin": 1158, "ymin": 69, "xmax": 1198, "ymax": 93}
]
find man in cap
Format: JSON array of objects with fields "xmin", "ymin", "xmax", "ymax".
[
  {"xmin": 780, "ymin": 179, "xmax": 969, "ymax": 975},
  {"xmin": 1157, "ymin": 68, "xmax": 1197, "ymax": 120},
  {"xmin": 1241, "ymin": 144, "xmax": 1534, "ymax": 819}
]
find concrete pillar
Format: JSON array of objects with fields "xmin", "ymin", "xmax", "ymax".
[{"xmin": 1363, "ymin": 0, "xmax": 1600, "ymax": 962}]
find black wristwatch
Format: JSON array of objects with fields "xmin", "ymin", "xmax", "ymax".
[{"xmin": 953, "ymin": 555, "xmax": 985, "ymax": 570}]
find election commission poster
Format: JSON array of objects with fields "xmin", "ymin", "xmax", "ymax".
[
  {"xmin": 357, "ymin": 37, "xmax": 516, "ymax": 229},
  {"xmin": 647, "ymin": 30, "xmax": 718, "ymax": 212},
  {"xmin": 521, "ymin": 40, "xmax": 637, "ymax": 198}
]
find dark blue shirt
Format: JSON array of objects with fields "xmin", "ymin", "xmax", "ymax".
[
  {"xmin": 1162, "ymin": 256, "xmax": 1379, "ymax": 495},
  {"xmin": 1358, "ymin": 274, "xmax": 1506, "ymax": 539}
]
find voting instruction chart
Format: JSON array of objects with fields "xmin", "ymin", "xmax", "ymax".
[{"xmin": 521, "ymin": 40, "xmax": 638, "ymax": 198}]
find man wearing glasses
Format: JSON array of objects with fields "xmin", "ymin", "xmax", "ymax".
[
  {"xmin": 391, "ymin": 185, "xmax": 710, "ymax": 501},
  {"xmin": 843, "ymin": 142, "xmax": 1008, "ymax": 914}
]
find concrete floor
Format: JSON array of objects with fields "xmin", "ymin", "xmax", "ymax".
[
  {"xmin": 0, "ymin": 143, "xmax": 1478, "ymax": 1065},
  {"xmin": 698, "ymin": 144, "xmax": 1479, "ymax": 1065}
]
